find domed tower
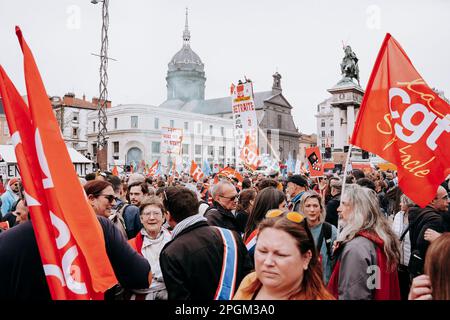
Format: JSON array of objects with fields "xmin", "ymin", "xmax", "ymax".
[{"xmin": 166, "ymin": 9, "xmax": 206, "ymax": 102}]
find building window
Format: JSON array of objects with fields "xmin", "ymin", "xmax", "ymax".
[
  {"xmin": 154, "ymin": 117, "xmax": 159, "ymax": 129},
  {"xmin": 208, "ymin": 146, "xmax": 214, "ymax": 157},
  {"xmin": 73, "ymin": 113, "xmax": 79, "ymax": 122},
  {"xmin": 113, "ymin": 141, "xmax": 119, "ymax": 153},
  {"xmin": 330, "ymin": 121, "xmax": 334, "ymax": 127},
  {"xmin": 331, "ymin": 143, "xmax": 334, "ymax": 148},
  {"xmin": 196, "ymin": 123, "xmax": 202, "ymax": 134},
  {"xmin": 92, "ymin": 143, "xmax": 97, "ymax": 156},
  {"xmin": 170, "ymin": 120, "xmax": 175, "ymax": 128},
  {"xmin": 219, "ymin": 146, "xmax": 225, "ymax": 156},
  {"xmin": 131, "ymin": 116, "xmax": 138, "ymax": 128},
  {"xmin": 93, "ymin": 121, "xmax": 96, "ymax": 132},
  {"xmin": 152, "ymin": 142, "xmax": 160, "ymax": 153},
  {"xmin": 277, "ymin": 115, "xmax": 282, "ymax": 128},
  {"xmin": 321, "ymin": 131, "xmax": 325, "ymax": 137},
  {"xmin": 72, "ymin": 128, "xmax": 78, "ymax": 138},
  {"xmin": 184, "ymin": 122, "xmax": 189, "ymax": 130},
  {"xmin": 182, "ymin": 144, "xmax": 189, "ymax": 155},
  {"xmin": 114, "ymin": 118, "xmax": 118, "ymax": 129},
  {"xmin": 321, "ymin": 120, "xmax": 325, "ymax": 127},
  {"xmin": 321, "ymin": 141, "xmax": 326, "ymax": 148},
  {"xmin": 220, "ymin": 127, "xmax": 225, "ymax": 136},
  {"xmin": 209, "ymin": 125, "xmax": 213, "ymax": 136},
  {"xmin": 331, "ymin": 130, "xmax": 334, "ymax": 137},
  {"xmin": 195, "ymin": 145, "xmax": 202, "ymax": 155},
  {"xmin": 232, "ymin": 147, "xmax": 236, "ymax": 157}
]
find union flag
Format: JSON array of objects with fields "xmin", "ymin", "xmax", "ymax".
[{"xmin": 351, "ymin": 33, "xmax": 450, "ymax": 207}]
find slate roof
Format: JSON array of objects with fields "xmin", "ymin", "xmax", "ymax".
[{"xmin": 159, "ymin": 91, "xmax": 274, "ymax": 115}]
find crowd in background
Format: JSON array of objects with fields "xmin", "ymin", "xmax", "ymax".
[{"xmin": 0, "ymin": 166, "xmax": 449, "ymax": 300}]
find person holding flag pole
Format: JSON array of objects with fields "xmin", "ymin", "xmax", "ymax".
[{"xmin": 0, "ymin": 27, "xmax": 151, "ymax": 300}]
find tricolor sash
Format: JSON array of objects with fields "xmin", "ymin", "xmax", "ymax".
[
  {"xmin": 244, "ymin": 229, "xmax": 258, "ymax": 257},
  {"xmin": 214, "ymin": 227, "xmax": 238, "ymax": 300}
]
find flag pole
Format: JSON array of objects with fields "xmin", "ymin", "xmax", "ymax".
[{"xmin": 340, "ymin": 144, "xmax": 353, "ymax": 206}]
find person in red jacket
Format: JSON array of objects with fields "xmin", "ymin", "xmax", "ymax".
[{"xmin": 327, "ymin": 184, "xmax": 401, "ymax": 300}]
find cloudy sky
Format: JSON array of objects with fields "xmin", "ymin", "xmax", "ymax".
[{"xmin": 1, "ymin": 0, "xmax": 449, "ymax": 134}]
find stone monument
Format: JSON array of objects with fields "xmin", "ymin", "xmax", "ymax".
[{"xmin": 328, "ymin": 45, "xmax": 365, "ymax": 162}]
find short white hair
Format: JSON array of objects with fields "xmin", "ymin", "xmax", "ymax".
[{"xmin": 211, "ymin": 180, "xmax": 234, "ymax": 200}]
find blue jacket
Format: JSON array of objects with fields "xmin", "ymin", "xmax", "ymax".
[{"xmin": 1, "ymin": 190, "xmax": 18, "ymax": 217}]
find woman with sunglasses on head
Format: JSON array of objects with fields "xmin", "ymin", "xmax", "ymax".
[
  {"xmin": 300, "ymin": 191, "xmax": 337, "ymax": 285},
  {"xmin": 243, "ymin": 187, "xmax": 287, "ymax": 261},
  {"xmin": 84, "ymin": 180, "xmax": 117, "ymax": 218},
  {"xmin": 234, "ymin": 209, "xmax": 334, "ymax": 300},
  {"xmin": 128, "ymin": 196, "xmax": 172, "ymax": 300},
  {"xmin": 327, "ymin": 184, "xmax": 401, "ymax": 300}
]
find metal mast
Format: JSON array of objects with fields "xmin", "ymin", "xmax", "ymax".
[{"xmin": 93, "ymin": 0, "xmax": 110, "ymax": 171}]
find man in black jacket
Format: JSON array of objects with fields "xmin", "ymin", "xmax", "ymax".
[
  {"xmin": 0, "ymin": 216, "xmax": 151, "ymax": 299},
  {"xmin": 204, "ymin": 180, "xmax": 240, "ymax": 232},
  {"xmin": 160, "ymin": 186, "xmax": 252, "ymax": 300},
  {"xmin": 408, "ymin": 185, "xmax": 449, "ymax": 277},
  {"xmin": 325, "ymin": 178, "xmax": 342, "ymax": 227}
]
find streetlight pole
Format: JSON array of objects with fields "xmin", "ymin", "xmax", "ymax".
[{"xmin": 92, "ymin": 0, "xmax": 110, "ymax": 171}]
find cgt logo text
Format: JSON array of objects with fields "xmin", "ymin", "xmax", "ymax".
[{"xmin": 389, "ymin": 85, "xmax": 450, "ymax": 151}]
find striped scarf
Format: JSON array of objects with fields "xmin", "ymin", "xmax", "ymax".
[{"xmin": 171, "ymin": 214, "xmax": 207, "ymax": 239}]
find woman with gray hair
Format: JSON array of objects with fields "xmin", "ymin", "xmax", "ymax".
[
  {"xmin": 327, "ymin": 184, "xmax": 401, "ymax": 300},
  {"xmin": 300, "ymin": 191, "xmax": 337, "ymax": 285},
  {"xmin": 392, "ymin": 194, "xmax": 415, "ymax": 299}
]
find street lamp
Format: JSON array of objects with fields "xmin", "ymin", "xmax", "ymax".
[{"xmin": 91, "ymin": 0, "xmax": 110, "ymax": 171}]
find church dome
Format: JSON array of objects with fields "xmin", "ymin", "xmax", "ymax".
[{"xmin": 168, "ymin": 44, "xmax": 204, "ymax": 72}]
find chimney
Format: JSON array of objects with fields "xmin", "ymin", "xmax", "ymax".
[{"xmin": 82, "ymin": 94, "xmax": 86, "ymax": 101}]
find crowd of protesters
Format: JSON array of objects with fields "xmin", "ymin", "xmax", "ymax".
[{"xmin": 0, "ymin": 166, "xmax": 449, "ymax": 300}]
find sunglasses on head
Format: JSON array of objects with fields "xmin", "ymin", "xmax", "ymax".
[{"xmin": 265, "ymin": 209, "xmax": 305, "ymax": 224}]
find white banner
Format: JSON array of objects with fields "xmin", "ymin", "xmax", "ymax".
[
  {"xmin": 161, "ymin": 127, "xmax": 183, "ymax": 155},
  {"xmin": 231, "ymin": 81, "xmax": 258, "ymax": 163}
]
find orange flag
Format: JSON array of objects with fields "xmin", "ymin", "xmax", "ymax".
[
  {"xmin": 214, "ymin": 166, "xmax": 244, "ymax": 184},
  {"xmin": 351, "ymin": 34, "xmax": 450, "ymax": 207},
  {"xmin": 9, "ymin": 26, "xmax": 116, "ymax": 298},
  {"xmin": 190, "ymin": 160, "xmax": 204, "ymax": 182},
  {"xmin": 240, "ymin": 134, "xmax": 261, "ymax": 171},
  {"xmin": 147, "ymin": 160, "xmax": 159, "ymax": 177},
  {"xmin": 111, "ymin": 166, "xmax": 119, "ymax": 176},
  {"xmin": 305, "ymin": 147, "xmax": 324, "ymax": 177}
]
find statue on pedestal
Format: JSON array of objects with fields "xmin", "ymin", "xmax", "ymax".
[{"xmin": 340, "ymin": 45, "xmax": 360, "ymax": 85}]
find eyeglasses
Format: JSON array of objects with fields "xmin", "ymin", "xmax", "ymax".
[
  {"xmin": 99, "ymin": 194, "xmax": 118, "ymax": 203},
  {"xmin": 219, "ymin": 194, "xmax": 239, "ymax": 201},
  {"xmin": 142, "ymin": 211, "xmax": 162, "ymax": 217},
  {"xmin": 265, "ymin": 209, "xmax": 305, "ymax": 224}
]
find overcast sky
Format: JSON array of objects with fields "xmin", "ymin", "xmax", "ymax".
[{"xmin": 1, "ymin": 0, "xmax": 449, "ymax": 134}]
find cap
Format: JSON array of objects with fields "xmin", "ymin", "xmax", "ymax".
[
  {"xmin": 8, "ymin": 177, "xmax": 19, "ymax": 186},
  {"xmin": 287, "ymin": 175, "xmax": 308, "ymax": 188}
]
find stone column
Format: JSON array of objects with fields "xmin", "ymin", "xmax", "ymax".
[
  {"xmin": 346, "ymin": 105, "xmax": 355, "ymax": 145},
  {"xmin": 333, "ymin": 107, "xmax": 342, "ymax": 150}
]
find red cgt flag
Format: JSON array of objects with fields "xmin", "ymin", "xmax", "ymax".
[
  {"xmin": 0, "ymin": 27, "xmax": 117, "ymax": 299},
  {"xmin": 190, "ymin": 160, "xmax": 204, "ymax": 182},
  {"xmin": 240, "ymin": 134, "xmax": 261, "ymax": 172},
  {"xmin": 305, "ymin": 147, "xmax": 324, "ymax": 177},
  {"xmin": 351, "ymin": 33, "xmax": 450, "ymax": 207},
  {"xmin": 214, "ymin": 166, "xmax": 244, "ymax": 184}
]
